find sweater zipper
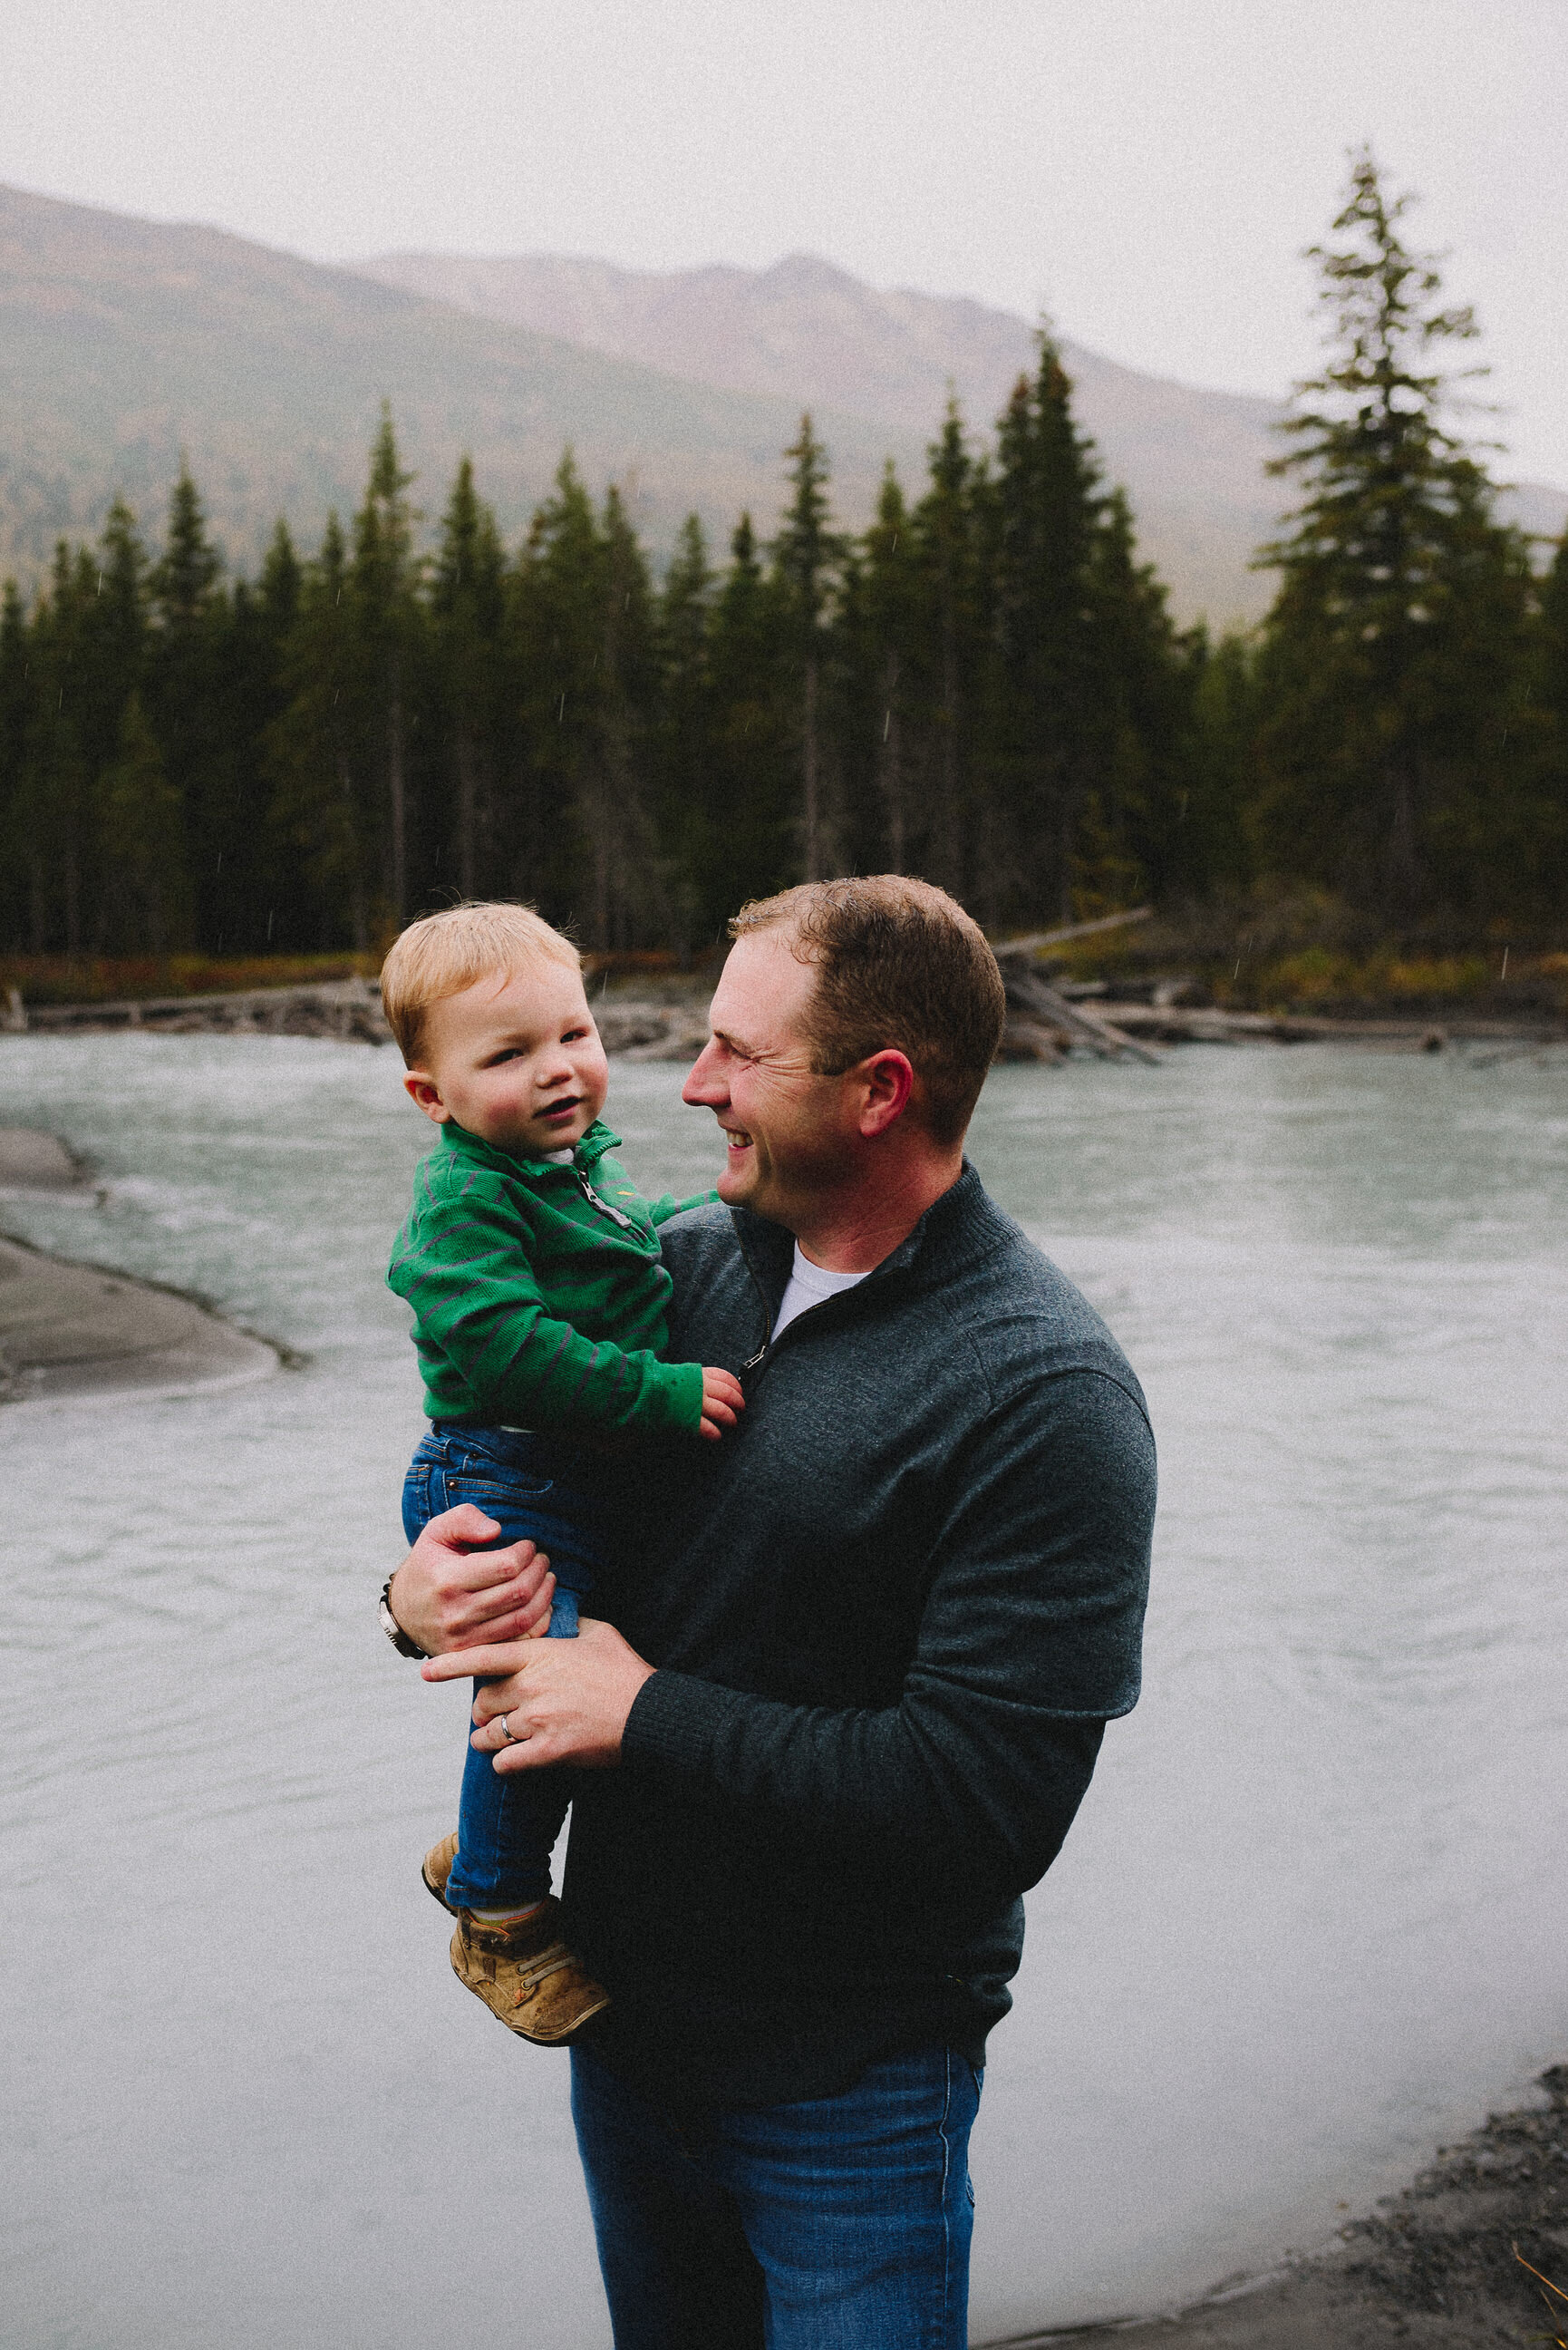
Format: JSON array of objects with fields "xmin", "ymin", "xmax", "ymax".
[
  {"xmin": 738, "ymin": 1255, "xmax": 874, "ymax": 1387},
  {"xmin": 574, "ymin": 1166, "xmax": 638, "ymax": 1232}
]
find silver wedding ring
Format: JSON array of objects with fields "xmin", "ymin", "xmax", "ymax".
[{"xmin": 497, "ymin": 1712, "xmax": 517, "ymax": 1743}]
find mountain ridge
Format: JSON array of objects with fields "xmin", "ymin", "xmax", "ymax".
[
  {"xmin": 0, "ymin": 181, "xmax": 911, "ymax": 600},
  {"xmin": 350, "ymin": 245, "xmax": 1568, "ymax": 621},
  {"xmin": 2, "ymin": 182, "xmax": 1561, "ymax": 626}
]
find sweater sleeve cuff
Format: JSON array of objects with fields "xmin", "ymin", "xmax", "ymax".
[
  {"xmin": 657, "ymin": 1359, "xmax": 707, "ymax": 1433},
  {"xmin": 621, "ymin": 1668, "xmax": 743, "ymax": 1781}
]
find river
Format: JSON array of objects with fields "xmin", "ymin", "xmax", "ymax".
[{"xmin": 3, "ymin": 1032, "xmax": 1564, "ymax": 2346}]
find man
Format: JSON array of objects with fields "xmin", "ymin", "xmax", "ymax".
[{"xmin": 388, "ymin": 876, "xmax": 1156, "ymax": 2349}]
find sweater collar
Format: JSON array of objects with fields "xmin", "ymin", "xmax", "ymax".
[
  {"xmin": 731, "ymin": 1161, "xmax": 1005, "ymax": 1314},
  {"xmin": 438, "ymin": 1115, "xmax": 621, "ymax": 1177}
]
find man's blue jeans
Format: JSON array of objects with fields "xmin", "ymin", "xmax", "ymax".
[
  {"xmin": 570, "ymin": 2041, "xmax": 982, "ymax": 2348},
  {"xmin": 402, "ymin": 1423, "xmax": 605, "ymax": 1911}
]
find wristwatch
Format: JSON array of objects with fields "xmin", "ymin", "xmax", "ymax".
[{"xmin": 380, "ymin": 1577, "xmax": 429, "ymax": 1659}]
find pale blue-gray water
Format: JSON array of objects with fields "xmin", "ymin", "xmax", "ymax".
[{"xmin": 2, "ymin": 1033, "xmax": 1565, "ymax": 2346}]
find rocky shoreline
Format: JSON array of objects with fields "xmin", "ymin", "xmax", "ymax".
[
  {"xmin": 5, "ymin": 976, "xmax": 1563, "ymax": 1062},
  {"xmin": 0, "ymin": 1126, "xmax": 279, "ymax": 1403}
]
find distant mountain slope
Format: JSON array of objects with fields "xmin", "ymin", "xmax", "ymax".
[
  {"xmin": 350, "ymin": 248, "xmax": 1568, "ymax": 620},
  {"xmin": 0, "ymin": 184, "xmax": 912, "ymax": 595},
  {"xmin": 348, "ymin": 248, "xmax": 1292, "ymax": 622},
  {"xmin": 2, "ymin": 185, "xmax": 1559, "ymax": 626}
]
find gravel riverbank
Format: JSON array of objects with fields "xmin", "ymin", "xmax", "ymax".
[{"xmin": 1008, "ymin": 2065, "xmax": 1568, "ymax": 2349}]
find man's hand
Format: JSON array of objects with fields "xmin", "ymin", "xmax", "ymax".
[
  {"xmin": 699, "ymin": 1365, "xmax": 746, "ymax": 1442},
  {"xmin": 421, "ymin": 1617, "xmax": 654, "ymax": 1768},
  {"xmin": 388, "ymin": 1504, "xmax": 556, "ymax": 1658}
]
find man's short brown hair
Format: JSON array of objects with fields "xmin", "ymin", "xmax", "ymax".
[
  {"xmin": 729, "ymin": 877, "xmax": 1006, "ymax": 1147},
  {"xmin": 380, "ymin": 901, "xmax": 581, "ymax": 1064}
]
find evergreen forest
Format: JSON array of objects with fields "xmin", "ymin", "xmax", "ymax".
[{"xmin": 3, "ymin": 156, "xmax": 1565, "ymax": 984}]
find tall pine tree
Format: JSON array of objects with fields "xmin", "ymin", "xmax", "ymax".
[
  {"xmin": 431, "ymin": 457, "xmax": 508, "ymax": 899},
  {"xmin": 772, "ymin": 417, "xmax": 842, "ymax": 879},
  {"xmin": 986, "ymin": 338, "xmax": 1106, "ymax": 923},
  {"xmin": 1255, "ymin": 149, "xmax": 1533, "ymax": 921}
]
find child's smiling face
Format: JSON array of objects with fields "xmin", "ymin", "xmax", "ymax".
[{"xmin": 403, "ymin": 960, "xmax": 610, "ymax": 1158}]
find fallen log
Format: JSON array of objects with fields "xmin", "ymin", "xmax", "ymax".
[
  {"xmin": 991, "ymin": 907, "xmax": 1153, "ymax": 958},
  {"xmin": 1094, "ymin": 1004, "xmax": 1560, "ymax": 1045},
  {"xmin": 995, "ymin": 1015, "xmax": 1068, "ymax": 1064},
  {"xmin": 1003, "ymin": 966, "xmax": 1163, "ymax": 1064}
]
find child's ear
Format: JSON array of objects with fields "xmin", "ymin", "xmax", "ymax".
[{"xmin": 403, "ymin": 1069, "xmax": 450, "ymax": 1123}]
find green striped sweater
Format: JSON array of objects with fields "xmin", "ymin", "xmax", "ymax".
[{"xmin": 388, "ymin": 1117, "xmax": 710, "ymax": 1436}]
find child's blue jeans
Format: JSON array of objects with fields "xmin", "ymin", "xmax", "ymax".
[{"xmin": 402, "ymin": 1422, "xmax": 607, "ymax": 1912}]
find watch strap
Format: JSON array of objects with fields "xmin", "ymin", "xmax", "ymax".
[{"xmin": 380, "ymin": 1578, "xmax": 429, "ymax": 1659}]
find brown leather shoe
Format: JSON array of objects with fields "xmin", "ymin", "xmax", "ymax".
[
  {"xmin": 448, "ymin": 1903, "xmax": 612, "ymax": 2043},
  {"xmin": 421, "ymin": 1830, "xmax": 460, "ymax": 1910},
  {"xmin": 419, "ymin": 1834, "xmax": 610, "ymax": 2044}
]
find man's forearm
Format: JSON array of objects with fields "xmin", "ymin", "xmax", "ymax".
[{"xmin": 618, "ymin": 1665, "xmax": 1104, "ymax": 1907}]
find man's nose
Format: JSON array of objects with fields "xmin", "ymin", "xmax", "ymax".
[{"xmin": 682, "ymin": 1042, "xmax": 725, "ymax": 1105}]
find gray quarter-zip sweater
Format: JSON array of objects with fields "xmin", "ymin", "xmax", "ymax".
[{"xmin": 561, "ymin": 1164, "xmax": 1156, "ymax": 2108}]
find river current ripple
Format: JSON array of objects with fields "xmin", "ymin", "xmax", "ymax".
[{"xmin": 2, "ymin": 1034, "xmax": 1564, "ymax": 2345}]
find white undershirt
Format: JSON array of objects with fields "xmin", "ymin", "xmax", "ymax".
[{"xmin": 771, "ymin": 1243, "xmax": 870, "ymax": 1340}]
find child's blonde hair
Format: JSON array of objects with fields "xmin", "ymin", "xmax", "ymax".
[{"xmin": 380, "ymin": 901, "xmax": 581, "ymax": 1064}]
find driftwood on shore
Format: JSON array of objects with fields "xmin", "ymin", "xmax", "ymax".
[
  {"xmin": 11, "ymin": 977, "xmax": 396, "ymax": 1043},
  {"xmin": 1000, "ymin": 965, "xmax": 1164, "ymax": 1065},
  {"xmin": 5, "ymin": 980, "xmax": 713, "ymax": 1058},
  {"xmin": 5, "ymin": 975, "xmax": 1559, "ymax": 1061}
]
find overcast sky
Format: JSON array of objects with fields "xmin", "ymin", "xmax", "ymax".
[{"xmin": 4, "ymin": 0, "xmax": 1564, "ymax": 484}]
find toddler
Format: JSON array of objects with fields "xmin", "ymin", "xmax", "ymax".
[{"xmin": 381, "ymin": 902, "xmax": 742, "ymax": 2044}]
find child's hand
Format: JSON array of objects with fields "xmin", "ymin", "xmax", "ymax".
[{"xmin": 698, "ymin": 1365, "xmax": 746, "ymax": 1442}]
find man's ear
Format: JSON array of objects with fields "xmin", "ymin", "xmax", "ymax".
[
  {"xmin": 857, "ymin": 1050, "xmax": 915, "ymax": 1139},
  {"xmin": 403, "ymin": 1069, "xmax": 450, "ymax": 1124}
]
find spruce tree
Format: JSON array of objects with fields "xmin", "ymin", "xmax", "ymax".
[
  {"xmin": 224, "ymin": 523, "xmax": 305, "ymax": 952},
  {"xmin": 267, "ymin": 512, "xmax": 373, "ymax": 948},
  {"xmin": 509, "ymin": 452, "xmax": 610, "ymax": 928},
  {"xmin": 771, "ymin": 416, "xmax": 843, "ymax": 879},
  {"xmin": 909, "ymin": 402, "xmax": 989, "ymax": 898},
  {"xmin": 1531, "ymin": 532, "xmax": 1568, "ymax": 908},
  {"xmin": 1079, "ymin": 484, "xmax": 1194, "ymax": 910},
  {"xmin": 0, "ymin": 580, "xmax": 34, "ymax": 950},
  {"xmin": 838, "ymin": 465, "xmax": 921, "ymax": 874},
  {"xmin": 148, "ymin": 467, "xmax": 234, "ymax": 949},
  {"xmin": 92, "ymin": 692, "xmax": 192, "ymax": 956},
  {"xmin": 988, "ymin": 338, "xmax": 1106, "ymax": 923},
  {"xmin": 1255, "ymin": 148, "xmax": 1532, "ymax": 918},
  {"xmin": 351, "ymin": 407, "xmax": 421, "ymax": 924},
  {"xmin": 653, "ymin": 513, "xmax": 715, "ymax": 948},
  {"xmin": 431, "ymin": 457, "xmax": 508, "ymax": 898},
  {"xmin": 589, "ymin": 481, "xmax": 663, "ymax": 948},
  {"xmin": 704, "ymin": 513, "xmax": 795, "ymax": 922}
]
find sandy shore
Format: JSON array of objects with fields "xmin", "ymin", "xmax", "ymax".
[
  {"xmin": 0, "ymin": 1126, "xmax": 278, "ymax": 1403},
  {"xmin": 1002, "ymin": 2064, "xmax": 1568, "ymax": 2348}
]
